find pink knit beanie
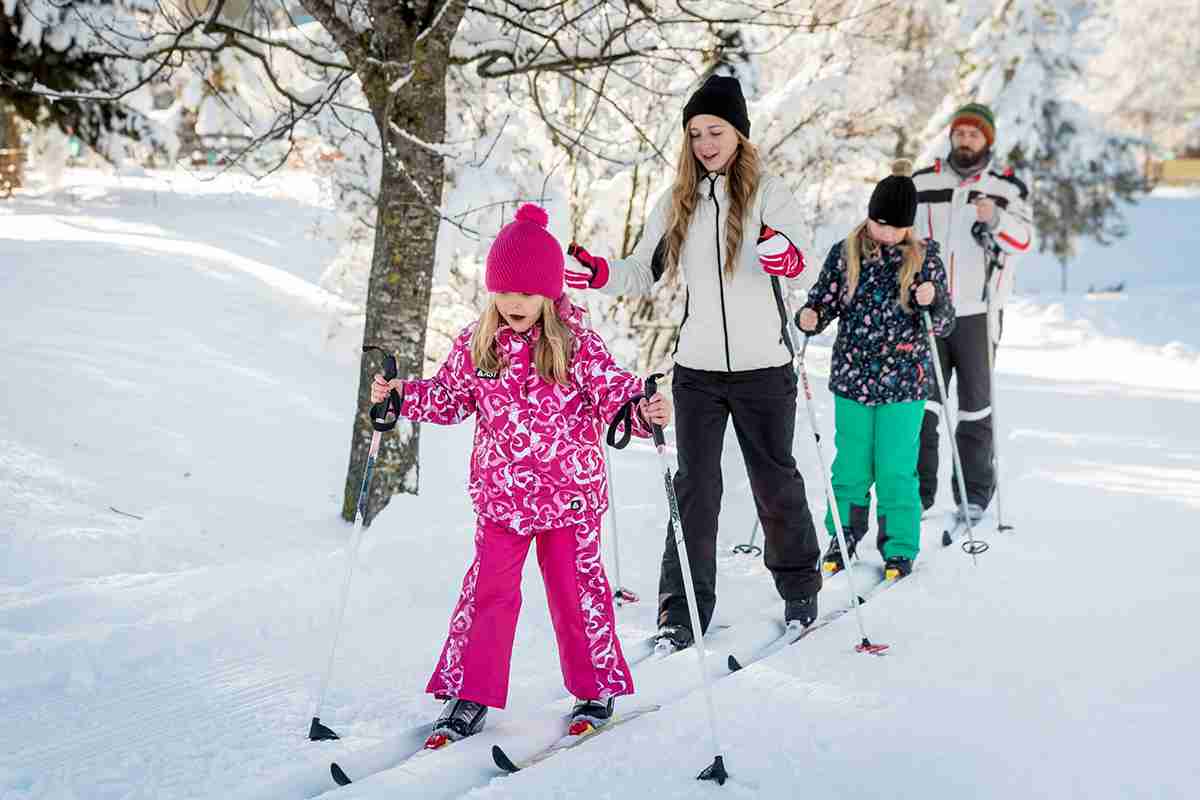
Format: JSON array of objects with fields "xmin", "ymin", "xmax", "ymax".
[{"xmin": 485, "ymin": 203, "xmax": 565, "ymax": 299}]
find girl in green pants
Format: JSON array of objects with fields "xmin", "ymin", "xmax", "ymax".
[{"xmin": 797, "ymin": 162, "xmax": 955, "ymax": 578}]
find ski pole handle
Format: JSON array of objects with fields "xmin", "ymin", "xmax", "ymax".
[
  {"xmin": 643, "ymin": 372, "xmax": 666, "ymax": 448},
  {"xmin": 970, "ymin": 220, "xmax": 988, "ymax": 242},
  {"xmin": 363, "ymin": 345, "xmax": 401, "ymax": 432},
  {"xmin": 971, "ymin": 221, "xmax": 1003, "ymax": 259}
]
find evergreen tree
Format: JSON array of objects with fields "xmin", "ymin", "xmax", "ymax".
[
  {"xmin": 921, "ymin": 0, "xmax": 1144, "ymax": 289},
  {"xmin": 0, "ymin": 0, "xmax": 171, "ymax": 163}
]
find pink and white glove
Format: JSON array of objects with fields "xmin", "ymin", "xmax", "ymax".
[
  {"xmin": 565, "ymin": 243, "xmax": 610, "ymax": 290},
  {"xmin": 756, "ymin": 225, "xmax": 805, "ymax": 278}
]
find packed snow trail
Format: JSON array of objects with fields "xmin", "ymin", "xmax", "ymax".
[{"xmin": 250, "ymin": 528, "xmax": 940, "ymax": 799}]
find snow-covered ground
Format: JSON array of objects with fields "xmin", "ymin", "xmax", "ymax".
[{"xmin": 1, "ymin": 173, "xmax": 1196, "ymax": 800}]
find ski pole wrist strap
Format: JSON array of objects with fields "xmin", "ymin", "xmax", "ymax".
[
  {"xmin": 363, "ymin": 344, "xmax": 401, "ymax": 433},
  {"xmin": 370, "ymin": 387, "xmax": 402, "ymax": 432},
  {"xmin": 606, "ymin": 395, "xmax": 643, "ymax": 450}
]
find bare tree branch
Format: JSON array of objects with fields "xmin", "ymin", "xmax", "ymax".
[{"xmin": 298, "ymin": 0, "xmax": 368, "ymax": 66}]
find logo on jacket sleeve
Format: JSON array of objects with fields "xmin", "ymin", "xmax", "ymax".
[{"xmin": 475, "ymin": 367, "xmax": 500, "ymax": 379}]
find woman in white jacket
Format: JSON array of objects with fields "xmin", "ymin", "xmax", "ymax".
[{"xmin": 565, "ymin": 75, "xmax": 822, "ymax": 650}]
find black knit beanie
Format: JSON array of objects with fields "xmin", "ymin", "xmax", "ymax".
[
  {"xmin": 682, "ymin": 75, "xmax": 751, "ymax": 139},
  {"xmin": 868, "ymin": 162, "xmax": 918, "ymax": 227}
]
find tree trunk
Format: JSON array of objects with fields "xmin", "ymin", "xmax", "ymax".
[
  {"xmin": 341, "ymin": 11, "xmax": 463, "ymax": 524},
  {"xmin": 0, "ymin": 101, "xmax": 23, "ymax": 195}
]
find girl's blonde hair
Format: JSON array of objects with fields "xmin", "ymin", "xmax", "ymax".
[
  {"xmin": 471, "ymin": 297, "xmax": 575, "ymax": 384},
  {"xmin": 842, "ymin": 221, "xmax": 926, "ymax": 314},
  {"xmin": 662, "ymin": 128, "xmax": 762, "ymax": 282}
]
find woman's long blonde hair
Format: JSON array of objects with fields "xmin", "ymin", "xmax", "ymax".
[
  {"xmin": 662, "ymin": 129, "xmax": 762, "ymax": 282},
  {"xmin": 842, "ymin": 221, "xmax": 926, "ymax": 314},
  {"xmin": 470, "ymin": 297, "xmax": 575, "ymax": 384}
]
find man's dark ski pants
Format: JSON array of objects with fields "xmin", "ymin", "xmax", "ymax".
[
  {"xmin": 658, "ymin": 364, "xmax": 822, "ymax": 633},
  {"xmin": 918, "ymin": 312, "xmax": 1000, "ymax": 509}
]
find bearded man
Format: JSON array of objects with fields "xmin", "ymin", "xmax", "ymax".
[{"xmin": 912, "ymin": 103, "xmax": 1035, "ymax": 522}]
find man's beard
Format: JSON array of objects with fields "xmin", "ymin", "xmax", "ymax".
[{"xmin": 951, "ymin": 145, "xmax": 988, "ymax": 170}]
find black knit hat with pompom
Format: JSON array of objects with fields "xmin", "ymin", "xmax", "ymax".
[{"xmin": 868, "ymin": 160, "xmax": 917, "ymax": 227}]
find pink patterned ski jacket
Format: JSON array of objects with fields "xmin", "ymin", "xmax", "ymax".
[{"xmin": 400, "ymin": 301, "xmax": 652, "ymax": 534}]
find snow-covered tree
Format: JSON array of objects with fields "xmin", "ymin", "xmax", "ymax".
[
  {"xmin": 0, "ymin": 0, "xmax": 176, "ymax": 165},
  {"xmin": 501, "ymin": 1, "xmax": 961, "ymax": 374},
  {"xmin": 163, "ymin": 1, "xmax": 754, "ymax": 522},
  {"xmin": 748, "ymin": 2, "xmax": 951, "ymax": 275},
  {"xmin": 922, "ymin": 0, "xmax": 1144, "ymax": 288},
  {"xmin": 15, "ymin": 0, "xmax": 1156, "ymax": 518},
  {"xmin": 134, "ymin": 1, "xmax": 738, "ymax": 522},
  {"xmin": 1082, "ymin": 0, "xmax": 1200, "ymax": 156}
]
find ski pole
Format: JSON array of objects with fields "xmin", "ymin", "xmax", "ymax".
[
  {"xmin": 309, "ymin": 345, "xmax": 402, "ymax": 742},
  {"xmin": 643, "ymin": 373, "xmax": 728, "ymax": 785},
  {"xmin": 982, "ymin": 306, "xmax": 1012, "ymax": 533},
  {"xmin": 794, "ymin": 336, "xmax": 888, "ymax": 655},
  {"xmin": 604, "ymin": 449, "xmax": 639, "ymax": 604},
  {"xmin": 973, "ymin": 222, "xmax": 1013, "ymax": 535},
  {"xmin": 921, "ymin": 311, "xmax": 988, "ymax": 560},
  {"xmin": 732, "ymin": 518, "xmax": 762, "ymax": 556}
]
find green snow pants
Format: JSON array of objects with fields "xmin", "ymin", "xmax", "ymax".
[{"xmin": 823, "ymin": 396, "xmax": 925, "ymax": 561}]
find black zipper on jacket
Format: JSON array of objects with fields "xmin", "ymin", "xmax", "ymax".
[
  {"xmin": 672, "ymin": 289, "xmax": 690, "ymax": 357},
  {"xmin": 708, "ymin": 175, "xmax": 733, "ymax": 372}
]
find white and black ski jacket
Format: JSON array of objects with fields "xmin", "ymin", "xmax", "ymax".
[
  {"xmin": 913, "ymin": 158, "xmax": 1035, "ymax": 317},
  {"xmin": 599, "ymin": 173, "xmax": 810, "ymax": 372}
]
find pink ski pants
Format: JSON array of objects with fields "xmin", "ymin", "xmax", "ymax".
[{"xmin": 425, "ymin": 516, "xmax": 633, "ymax": 708}]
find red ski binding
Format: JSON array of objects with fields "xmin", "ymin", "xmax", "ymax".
[
  {"xmin": 855, "ymin": 638, "xmax": 890, "ymax": 655},
  {"xmin": 614, "ymin": 587, "xmax": 640, "ymax": 604},
  {"xmin": 423, "ymin": 733, "xmax": 451, "ymax": 750},
  {"xmin": 567, "ymin": 720, "xmax": 597, "ymax": 736}
]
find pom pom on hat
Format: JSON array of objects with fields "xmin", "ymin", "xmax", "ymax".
[
  {"xmin": 869, "ymin": 168, "xmax": 918, "ymax": 228},
  {"xmin": 485, "ymin": 203, "xmax": 565, "ymax": 299},
  {"xmin": 514, "ymin": 203, "xmax": 549, "ymax": 228}
]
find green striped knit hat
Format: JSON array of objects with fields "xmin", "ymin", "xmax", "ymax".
[{"xmin": 950, "ymin": 103, "xmax": 996, "ymax": 147}]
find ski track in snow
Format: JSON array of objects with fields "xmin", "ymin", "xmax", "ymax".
[{"xmin": 1, "ymin": 172, "xmax": 1197, "ymax": 799}]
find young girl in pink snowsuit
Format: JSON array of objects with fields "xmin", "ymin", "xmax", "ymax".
[{"xmin": 371, "ymin": 203, "xmax": 670, "ymax": 749}]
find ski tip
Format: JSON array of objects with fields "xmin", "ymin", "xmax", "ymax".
[
  {"xmin": 727, "ymin": 654, "xmax": 743, "ymax": 672},
  {"xmin": 330, "ymin": 762, "xmax": 351, "ymax": 786},
  {"xmin": 309, "ymin": 716, "xmax": 340, "ymax": 741},
  {"xmin": 697, "ymin": 754, "xmax": 729, "ymax": 785},
  {"xmin": 492, "ymin": 744, "xmax": 521, "ymax": 773}
]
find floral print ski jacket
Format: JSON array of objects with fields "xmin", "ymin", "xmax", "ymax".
[
  {"xmin": 801, "ymin": 238, "xmax": 955, "ymax": 406},
  {"xmin": 399, "ymin": 299, "xmax": 651, "ymax": 534}
]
